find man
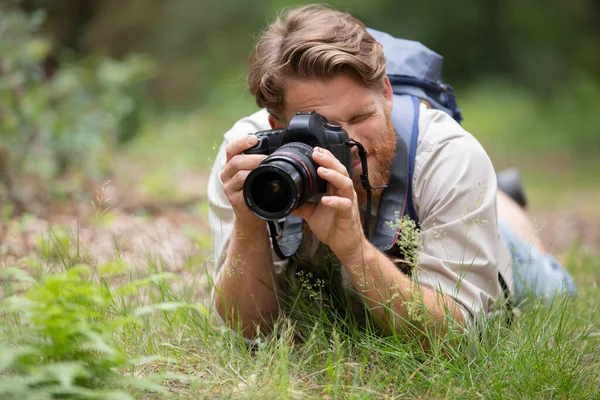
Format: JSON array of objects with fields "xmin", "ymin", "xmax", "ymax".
[{"xmin": 207, "ymin": 5, "xmax": 575, "ymax": 340}]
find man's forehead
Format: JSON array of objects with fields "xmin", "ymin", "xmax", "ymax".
[{"xmin": 282, "ymin": 76, "xmax": 381, "ymax": 122}]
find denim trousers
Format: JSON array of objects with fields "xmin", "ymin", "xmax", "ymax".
[{"xmin": 498, "ymin": 218, "xmax": 577, "ymax": 305}]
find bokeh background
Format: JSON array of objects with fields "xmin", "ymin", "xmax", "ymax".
[
  {"xmin": 2, "ymin": 0, "xmax": 600, "ymax": 249},
  {"xmin": 2, "ymin": 3, "xmax": 600, "ymax": 396}
]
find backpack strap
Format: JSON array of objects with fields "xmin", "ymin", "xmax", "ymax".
[
  {"xmin": 370, "ymin": 94, "xmax": 419, "ymax": 251},
  {"xmin": 389, "ymin": 94, "xmax": 420, "ymax": 226}
]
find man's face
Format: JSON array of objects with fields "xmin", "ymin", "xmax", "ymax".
[{"xmin": 270, "ymin": 73, "xmax": 396, "ymax": 205}]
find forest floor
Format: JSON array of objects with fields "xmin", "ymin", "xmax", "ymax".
[{"xmin": 2, "ymin": 169, "xmax": 598, "ymax": 302}]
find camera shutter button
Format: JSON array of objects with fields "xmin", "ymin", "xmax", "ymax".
[{"xmin": 324, "ymin": 122, "xmax": 342, "ymax": 131}]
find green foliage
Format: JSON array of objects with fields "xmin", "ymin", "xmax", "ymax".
[
  {"xmin": 1, "ymin": 219, "xmax": 599, "ymax": 398},
  {"xmin": 36, "ymin": 227, "xmax": 75, "ymax": 262},
  {"xmin": 31, "ymin": 0, "xmax": 600, "ymax": 109},
  {"xmin": 0, "ymin": 6, "xmax": 153, "ymax": 212},
  {"xmin": 462, "ymin": 76, "xmax": 600, "ymax": 155},
  {"xmin": 0, "ymin": 264, "xmax": 171, "ymax": 398},
  {"xmin": 386, "ymin": 213, "xmax": 423, "ymax": 268},
  {"xmin": 205, "ymin": 268, "xmax": 600, "ymax": 399}
]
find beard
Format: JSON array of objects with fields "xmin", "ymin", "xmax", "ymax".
[{"xmin": 352, "ymin": 111, "xmax": 396, "ymax": 207}]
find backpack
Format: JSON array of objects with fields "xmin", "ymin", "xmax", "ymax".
[{"xmin": 367, "ymin": 27, "xmax": 463, "ymax": 227}]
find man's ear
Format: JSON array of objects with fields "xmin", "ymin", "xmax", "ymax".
[
  {"xmin": 382, "ymin": 76, "xmax": 393, "ymax": 109},
  {"xmin": 268, "ymin": 114, "xmax": 285, "ymax": 129}
]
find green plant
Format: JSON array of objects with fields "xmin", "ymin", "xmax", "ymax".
[
  {"xmin": 386, "ymin": 212, "xmax": 423, "ymax": 268},
  {"xmin": 0, "ymin": 264, "xmax": 177, "ymax": 399},
  {"xmin": 0, "ymin": 6, "xmax": 153, "ymax": 215}
]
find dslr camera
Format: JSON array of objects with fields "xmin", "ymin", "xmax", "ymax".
[{"xmin": 243, "ymin": 112, "xmax": 352, "ymax": 220}]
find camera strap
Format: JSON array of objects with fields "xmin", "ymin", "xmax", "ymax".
[
  {"xmin": 345, "ymin": 139, "xmax": 387, "ymax": 239},
  {"xmin": 266, "ymin": 139, "xmax": 383, "ymax": 261},
  {"xmin": 267, "ymin": 220, "xmax": 298, "ymax": 260}
]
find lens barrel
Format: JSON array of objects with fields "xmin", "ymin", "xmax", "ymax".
[{"xmin": 243, "ymin": 142, "xmax": 320, "ymax": 220}]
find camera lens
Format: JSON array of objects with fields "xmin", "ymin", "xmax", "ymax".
[
  {"xmin": 250, "ymin": 172, "xmax": 292, "ymax": 214},
  {"xmin": 243, "ymin": 142, "xmax": 320, "ymax": 220}
]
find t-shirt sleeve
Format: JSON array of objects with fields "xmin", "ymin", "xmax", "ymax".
[{"xmin": 411, "ymin": 109, "xmax": 503, "ymax": 320}]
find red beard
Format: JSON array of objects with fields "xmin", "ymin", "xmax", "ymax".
[{"xmin": 352, "ymin": 111, "xmax": 396, "ymax": 206}]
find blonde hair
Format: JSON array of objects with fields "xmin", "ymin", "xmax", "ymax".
[{"xmin": 247, "ymin": 5, "xmax": 387, "ymax": 120}]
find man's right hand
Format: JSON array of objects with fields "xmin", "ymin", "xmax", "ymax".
[
  {"xmin": 220, "ymin": 135, "xmax": 267, "ymax": 223},
  {"xmin": 215, "ymin": 135, "xmax": 280, "ymax": 338}
]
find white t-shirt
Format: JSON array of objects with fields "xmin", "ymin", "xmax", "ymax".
[{"xmin": 207, "ymin": 105, "xmax": 513, "ymax": 321}]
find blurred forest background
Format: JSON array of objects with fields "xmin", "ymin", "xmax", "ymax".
[
  {"xmin": 1, "ymin": 2, "xmax": 599, "ymax": 396},
  {"xmin": 1, "ymin": 0, "xmax": 600, "ymax": 221}
]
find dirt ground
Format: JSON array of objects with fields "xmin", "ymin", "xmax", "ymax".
[
  {"xmin": 1, "ymin": 174, "xmax": 598, "ymax": 302},
  {"xmin": 530, "ymin": 209, "xmax": 600, "ymax": 258}
]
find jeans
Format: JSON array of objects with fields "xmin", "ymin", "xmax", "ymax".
[{"xmin": 498, "ymin": 218, "xmax": 577, "ymax": 305}]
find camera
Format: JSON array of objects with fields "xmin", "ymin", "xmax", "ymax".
[{"xmin": 243, "ymin": 112, "xmax": 352, "ymax": 220}]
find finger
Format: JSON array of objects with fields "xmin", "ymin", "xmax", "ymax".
[
  {"xmin": 228, "ymin": 191, "xmax": 249, "ymax": 211},
  {"xmin": 223, "ymin": 170, "xmax": 252, "ymax": 196},
  {"xmin": 220, "ymin": 154, "xmax": 266, "ymax": 183},
  {"xmin": 321, "ymin": 196, "xmax": 354, "ymax": 215},
  {"xmin": 225, "ymin": 135, "xmax": 259, "ymax": 162},
  {"xmin": 318, "ymin": 167, "xmax": 355, "ymax": 198},
  {"xmin": 312, "ymin": 147, "xmax": 350, "ymax": 177}
]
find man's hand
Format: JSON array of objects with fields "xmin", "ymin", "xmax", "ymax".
[
  {"xmin": 215, "ymin": 135, "xmax": 281, "ymax": 338},
  {"xmin": 292, "ymin": 146, "xmax": 367, "ymax": 260},
  {"xmin": 220, "ymin": 135, "xmax": 267, "ymax": 224}
]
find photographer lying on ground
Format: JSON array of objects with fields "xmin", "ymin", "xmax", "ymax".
[{"xmin": 207, "ymin": 5, "xmax": 576, "ymax": 341}]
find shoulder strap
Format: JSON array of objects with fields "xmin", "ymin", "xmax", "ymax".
[
  {"xmin": 370, "ymin": 94, "xmax": 417, "ymax": 251},
  {"xmin": 269, "ymin": 215, "xmax": 303, "ymax": 260},
  {"xmin": 389, "ymin": 94, "xmax": 420, "ymax": 225}
]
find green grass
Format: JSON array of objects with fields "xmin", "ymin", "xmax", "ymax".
[{"xmin": 1, "ymin": 228, "xmax": 598, "ymax": 399}]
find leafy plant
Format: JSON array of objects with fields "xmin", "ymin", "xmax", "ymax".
[
  {"xmin": 0, "ymin": 264, "xmax": 174, "ymax": 399},
  {"xmin": 0, "ymin": 6, "xmax": 153, "ymax": 215}
]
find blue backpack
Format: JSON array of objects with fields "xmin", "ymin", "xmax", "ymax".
[{"xmin": 368, "ymin": 28, "xmax": 462, "ymax": 228}]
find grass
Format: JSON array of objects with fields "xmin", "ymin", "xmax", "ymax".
[{"xmin": 0, "ymin": 223, "xmax": 598, "ymax": 398}]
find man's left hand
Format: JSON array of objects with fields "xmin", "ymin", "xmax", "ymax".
[{"xmin": 291, "ymin": 146, "xmax": 367, "ymax": 261}]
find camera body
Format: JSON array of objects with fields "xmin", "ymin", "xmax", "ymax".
[
  {"xmin": 244, "ymin": 112, "xmax": 352, "ymax": 163},
  {"xmin": 243, "ymin": 112, "xmax": 352, "ymax": 220}
]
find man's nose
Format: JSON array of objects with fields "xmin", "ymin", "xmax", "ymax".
[{"xmin": 340, "ymin": 123, "xmax": 358, "ymax": 140}]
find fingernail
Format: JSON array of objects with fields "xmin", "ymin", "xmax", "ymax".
[{"xmin": 246, "ymin": 136, "xmax": 257, "ymax": 145}]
